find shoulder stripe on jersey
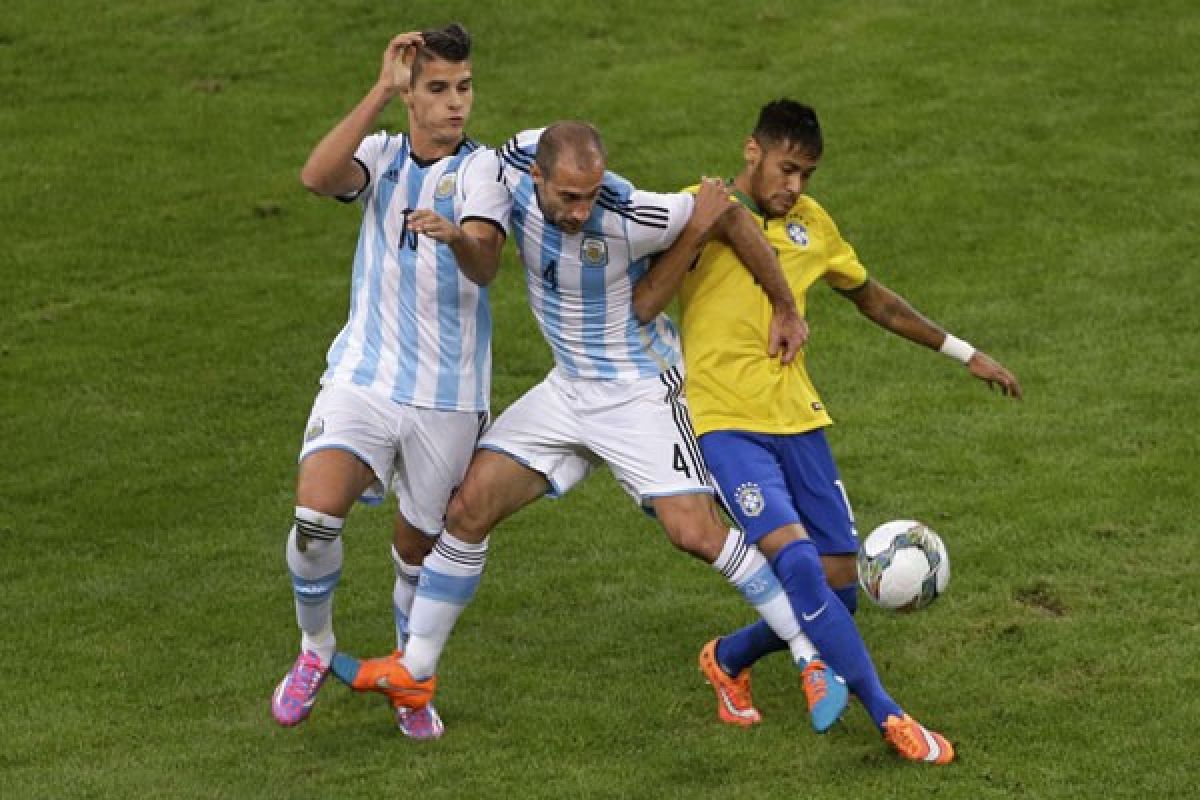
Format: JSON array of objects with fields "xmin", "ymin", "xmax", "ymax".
[
  {"xmin": 597, "ymin": 187, "xmax": 671, "ymax": 225},
  {"xmin": 597, "ymin": 199, "xmax": 670, "ymax": 229},
  {"xmin": 597, "ymin": 186, "xmax": 668, "ymax": 214},
  {"xmin": 501, "ymin": 140, "xmax": 534, "ymax": 174}
]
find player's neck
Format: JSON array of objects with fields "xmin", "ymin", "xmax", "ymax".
[
  {"xmin": 731, "ymin": 174, "xmax": 766, "ymax": 217},
  {"xmin": 408, "ymin": 127, "xmax": 465, "ymax": 163}
]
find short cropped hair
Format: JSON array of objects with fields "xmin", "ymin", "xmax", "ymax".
[
  {"xmin": 535, "ymin": 121, "xmax": 607, "ymax": 178},
  {"xmin": 411, "ymin": 23, "xmax": 472, "ymax": 82},
  {"xmin": 753, "ymin": 99, "xmax": 823, "ymax": 157}
]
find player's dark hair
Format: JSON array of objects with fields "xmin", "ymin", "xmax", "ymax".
[
  {"xmin": 753, "ymin": 99, "xmax": 823, "ymax": 157},
  {"xmin": 411, "ymin": 23, "xmax": 472, "ymax": 82},
  {"xmin": 536, "ymin": 121, "xmax": 607, "ymax": 179}
]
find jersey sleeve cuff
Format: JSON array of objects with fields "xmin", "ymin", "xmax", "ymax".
[
  {"xmin": 336, "ymin": 157, "xmax": 371, "ymax": 203},
  {"xmin": 461, "ymin": 216, "xmax": 508, "ymax": 239}
]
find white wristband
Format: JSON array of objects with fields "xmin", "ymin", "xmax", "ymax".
[{"xmin": 939, "ymin": 334, "xmax": 975, "ymax": 365}]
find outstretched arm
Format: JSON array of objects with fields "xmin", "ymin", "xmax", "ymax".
[
  {"xmin": 300, "ymin": 33, "xmax": 423, "ymax": 197},
  {"xmin": 841, "ymin": 278, "xmax": 1023, "ymax": 398}
]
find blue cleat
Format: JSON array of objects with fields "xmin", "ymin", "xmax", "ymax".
[
  {"xmin": 330, "ymin": 651, "xmax": 364, "ymax": 686},
  {"xmin": 801, "ymin": 659, "xmax": 849, "ymax": 733}
]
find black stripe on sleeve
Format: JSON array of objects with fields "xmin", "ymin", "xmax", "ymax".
[
  {"xmin": 460, "ymin": 215, "xmax": 508, "ymax": 240},
  {"xmin": 336, "ymin": 157, "xmax": 371, "ymax": 203}
]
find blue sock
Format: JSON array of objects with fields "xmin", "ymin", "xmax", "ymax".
[
  {"xmin": 715, "ymin": 621, "xmax": 787, "ymax": 676},
  {"xmin": 834, "ymin": 582, "xmax": 859, "ymax": 614},
  {"xmin": 772, "ymin": 539, "xmax": 902, "ymax": 728}
]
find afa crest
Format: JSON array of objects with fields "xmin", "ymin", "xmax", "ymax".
[
  {"xmin": 305, "ymin": 418, "xmax": 325, "ymax": 442},
  {"xmin": 434, "ymin": 172, "xmax": 457, "ymax": 199},
  {"xmin": 786, "ymin": 221, "xmax": 809, "ymax": 247},
  {"xmin": 735, "ymin": 482, "xmax": 766, "ymax": 518},
  {"xmin": 580, "ymin": 236, "xmax": 608, "ymax": 267}
]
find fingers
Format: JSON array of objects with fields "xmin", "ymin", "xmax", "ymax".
[
  {"xmin": 407, "ymin": 210, "xmax": 461, "ymax": 243},
  {"xmin": 779, "ymin": 336, "xmax": 798, "ymax": 366},
  {"xmin": 767, "ymin": 329, "xmax": 781, "ymax": 359},
  {"xmin": 389, "ymin": 32, "xmax": 424, "ymax": 51}
]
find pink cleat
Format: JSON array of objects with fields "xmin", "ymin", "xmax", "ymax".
[{"xmin": 271, "ymin": 650, "xmax": 329, "ymax": 726}]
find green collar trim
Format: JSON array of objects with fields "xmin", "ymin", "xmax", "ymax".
[{"xmin": 731, "ymin": 188, "xmax": 763, "ymax": 216}]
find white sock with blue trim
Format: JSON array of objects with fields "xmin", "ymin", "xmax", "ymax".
[
  {"xmin": 392, "ymin": 545, "xmax": 421, "ymax": 652},
  {"xmin": 286, "ymin": 507, "xmax": 344, "ymax": 666},
  {"xmin": 402, "ymin": 531, "xmax": 489, "ymax": 681},
  {"xmin": 713, "ymin": 529, "xmax": 818, "ymax": 664}
]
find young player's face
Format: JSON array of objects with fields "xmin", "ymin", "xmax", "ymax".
[
  {"xmin": 532, "ymin": 159, "xmax": 605, "ymax": 234},
  {"xmin": 746, "ymin": 140, "xmax": 819, "ymax": 218},
  {"xmin": 407, "ymin": 58, "xmax": 474, "ymax": 146}
]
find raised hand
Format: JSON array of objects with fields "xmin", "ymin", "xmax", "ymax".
[
  {"xmin": 378, "ymin": 32, "xmax": 424, "ymax": 99},
  {"xmin": 686, "ymin": 177, "xmax": 735, "ymax": 239}
]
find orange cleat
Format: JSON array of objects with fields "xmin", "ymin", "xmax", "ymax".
[
  {"xmin": 882, "ymin": 713, "xmax": 955, "ymax": 764},
  {"xmin": 698, "ymin": 639, "xmax": 762, "ymax": 727},
  {"xmin": 330, "ymin": 650, "xmax": 436, "ymax": 710}
]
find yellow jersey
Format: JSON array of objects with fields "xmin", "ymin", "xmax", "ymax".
[{"xmin": 678, "ymin": 189, "xmax": 868, "ymax": 436}]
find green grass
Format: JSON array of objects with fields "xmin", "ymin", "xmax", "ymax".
[{"xmin": 2, "ymin": 1, "xmax": 1197, "ymax": 797}]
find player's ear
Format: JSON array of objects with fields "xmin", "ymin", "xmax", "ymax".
[
  {"xmin": 743, "ymin": 136, "xmax": 762, "ymax": 169},
  {"xmin": 530, "ymin": 162, "xmax": 543, "ymax": 186}
]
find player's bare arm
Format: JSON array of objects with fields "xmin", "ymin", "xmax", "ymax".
[
  {"xmin": 842, "ymin": 278, "xmax": 1022, "ymax": 398},
  {"xmin": 407, "ymin": 211, "xmax": 505, "ymax": 286},
  {"xmin": 715, "ymin": 204, "xmax": 809, "ymax": 364},
  {"xmin": 633, "ymin": 178, "xmax": 733, "ymax": 323},
  {"xmin": 300, "ymin": 33, "xmax": 423, "ymax": 197}
]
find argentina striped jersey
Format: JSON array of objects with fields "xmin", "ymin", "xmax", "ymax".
[
  {"xmin": 499, "ymin": 129, "xmax": 694, "ymax": 380},
  {"xmin": 321, "ymin": 133, "xmax": 511, "ymax": 412}
]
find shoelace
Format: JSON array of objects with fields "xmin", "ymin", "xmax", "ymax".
[
  {"xmin": 729, "ymin": 674, "xmax": 753, "ymax": 706},
  {"xmin": 398, "ymin": 707, "xmax": 435, "ymax": 735},
  {"xmin": 286, "ymin": 655, "xmax": 324, "ymax": 700},
  {"xmin": 886, "ymin": 719, "xmax": 924, "ymax": 754},
  {"xmin": 804, "ymin": 666, "xmax": 828, "ymax": 703}
]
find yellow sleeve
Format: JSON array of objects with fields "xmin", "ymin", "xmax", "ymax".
[{"xmin": 815, "ymin": 202, "xmax": 868, "ymax": 291}]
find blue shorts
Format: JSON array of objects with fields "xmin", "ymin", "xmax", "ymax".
[{"xmin": 699, "ymin": 428, "xmax": 858, "ymax": 555}]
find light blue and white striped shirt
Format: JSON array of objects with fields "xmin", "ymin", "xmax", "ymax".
[
  {"xmin": 322, "ymin": 133, "xmax": 511, "ymax": 412},
  {"xmin": 499, "ymin": 129, "xmax": 694, "ymax": 381}
]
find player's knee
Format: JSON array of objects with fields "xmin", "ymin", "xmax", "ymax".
[
  {"xmin": 393, "ymin": 535, "xmax": 435, "ymax": 566},
  {"xmin": 444, "ymin": 487, "xmax": 492, "ymax": 543},
  {"xmin": 393, "ymin": 514, "xmax": 436, "ymax": 565},
  {"xmin": 664, "ymin": 520, "xmax": 725, "ymax": 562}
]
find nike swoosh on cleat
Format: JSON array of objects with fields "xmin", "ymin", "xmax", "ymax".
[
  {"xmin": 719, "ymin": 691, "xmax": 756, "ymax": 720},
  {"xmin": 801, "ymin": 601, "xmax": 829, "ymax": 622}
]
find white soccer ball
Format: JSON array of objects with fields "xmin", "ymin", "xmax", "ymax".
[{"xmin": 857, "ymin": 519, "xmax": 950, "ymax": 611}]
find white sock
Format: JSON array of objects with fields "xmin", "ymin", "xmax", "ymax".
[
  {"xmin": 286, "ymin": 509, "xmax": 344, "ymax": 666},
  {"xmin": 392, "ymin": 545, "xmax": 421, "ymax": 652},
  {"xmin": 403, "ymin": 531, "xmax": 488, "ymax": 681},
  {"xmin": 713, "ymin": 528, "xmax": 818, "ymax": 663}
]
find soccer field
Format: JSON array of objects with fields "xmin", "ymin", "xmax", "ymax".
[{"xmin": 2, "ymin": 1, "xmax": 1197, "ymax": 797}]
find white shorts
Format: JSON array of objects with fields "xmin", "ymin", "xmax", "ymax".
[
  {"xmin": 299, "ymin": 382, "xmax": 487, "ymax": 535},
  {"xmin": 480, "ymin": 365, "xmax": 712, "ymax": 507}
]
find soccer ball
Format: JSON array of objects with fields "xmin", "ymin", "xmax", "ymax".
[{"xmin": 857, "ymin": 519, "xmax": 950, "ymax": 611}]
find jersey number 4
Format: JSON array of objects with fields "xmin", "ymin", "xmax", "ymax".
[
  {"xmin": 672, "ymin": 443, "xmax": 692, "ymax": 478},
  {"xmin": 542, "ymin": 259, "xmax": 558, "ymax": 291}
]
